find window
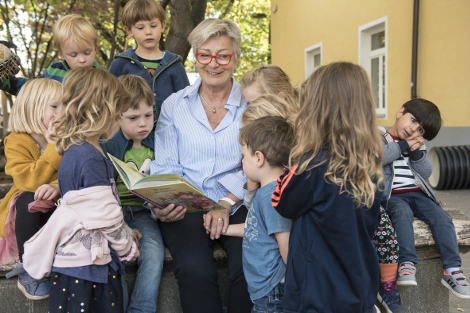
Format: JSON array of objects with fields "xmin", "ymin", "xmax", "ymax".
[
  {"xmin": 359, "ymin": 17, "xmax": 387, "ymax": 120},
  {"xmin": 305, "ymin": 42, "xmax": 322, "ymax": 79}
]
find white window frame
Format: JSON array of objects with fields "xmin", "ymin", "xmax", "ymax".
[
  {"xmin": 304, "ymin": 42, "xmax": 322, "ymax": 79},
  {"xmin": 359, "ymin": 16, "xmax": 388, "ymax": 120}
]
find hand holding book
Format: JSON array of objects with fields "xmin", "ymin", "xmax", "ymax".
[{"xmin": 148, "ymin": 202, "xmax": 186, "ymax": 223}]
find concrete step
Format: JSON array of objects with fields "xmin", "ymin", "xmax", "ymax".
[{"xmin": 0, "ymin": 248, "xmax": 229, "ymax": 313}]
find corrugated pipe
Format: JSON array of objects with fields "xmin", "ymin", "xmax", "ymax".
[{"xmin": 411, "ymin": 0, "xmax": 419, "ymax": 99}]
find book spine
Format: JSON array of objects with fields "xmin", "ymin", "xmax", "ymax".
[{"xmin": 129, "ymin": 190, "xmax": 166, "ymax": 210}]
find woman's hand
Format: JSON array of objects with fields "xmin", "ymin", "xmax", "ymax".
[
  {"xmin": 149, "ymin": 203, "xmax": 186, "ymax": 222},
  {"xmin": 204, "ymin": 208, "xmax": 230, "ymax": 240},
  {"xmin": 34, "ymin": 183, "xmax": 60, "ymax": 201}
]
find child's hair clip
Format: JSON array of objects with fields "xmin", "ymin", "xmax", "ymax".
[{"xmin": 257, "ymin": 65, "xmax": 267, "ymax": 69}]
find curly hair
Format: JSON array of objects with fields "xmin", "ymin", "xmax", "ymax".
[
  {"xmin": 53, "ymin": 67, "xmax": 130, "ymax": 155},
  {"xmin": 290, "ymin": 62, "xmax": 384, "ymax": 208}
]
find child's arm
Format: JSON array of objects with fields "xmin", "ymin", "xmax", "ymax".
[
  {"xmin": 4, "ymin": 135, "xmax": 61, "ymax": 192},
  {"xmin": 274, "ymin": 231, "xmax": 290, "ymax": 264},
  {"xmin": 225, "ymin": 223, "xmax": 244, "ymax": 237},
  {"xmin": 0, "ymin": 76, "xmax": 29, "ymax": 96}
]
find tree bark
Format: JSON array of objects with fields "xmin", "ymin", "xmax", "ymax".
[{"xmin": 164, "ymin": 0, "xmax": 208, "ymax": 63}]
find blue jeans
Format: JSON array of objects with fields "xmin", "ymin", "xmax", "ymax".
[
  {"xmin": 122, "ymin": 206, "xmax": 165, "ymax": 313},
  {"xmin": 385, "ymin": 191, "xmax": 461, "ymax": 269},
  {"xmin": 251, "ymin": 282, "xmax": 284, "ymax": 313}
]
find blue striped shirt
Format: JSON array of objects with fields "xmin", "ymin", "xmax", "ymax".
[{"xmin": 150, "ymin": 77, "xmax": 247, "ymax": 213}]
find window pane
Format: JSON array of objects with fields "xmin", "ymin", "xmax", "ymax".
[
  {"xmin": 314, "ymin": 54, "xmax": 321, "ymax": 68},
  {"xmin": 371, "ymin": 30, "xmax": 385, "ymax": 50},
  {"xmin": 371, "ymin": 57, "xmax": 380, "ymax": 108}
]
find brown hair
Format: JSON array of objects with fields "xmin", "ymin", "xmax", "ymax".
[
  {"xmin": 122, "ymin": 0, "xmax": 166, "ymax": 29},
  {"xmin": 53, "ymin": 14, "xmax": 98, "ymax": 53},
  {"xmin": 53, "ymin": 68, "xmax": 130, "ymax": 155},
  {"xmin": 291, "ymin": 62, "xmax": 384, "ymax": 208},
  {"xmin": 241, "ymin": 65, "xmax": 299, "ymax": 112},
  {"xmin": 118, "ymin": 74, "xmax": 154, "ymax": 111},
  {"xmin": 239, "ymin": 116, "xmax": 294, "ymax": 168},
  {"xmin": 241, "ymin": 94, "xmax": 295, "ymax": 126}
]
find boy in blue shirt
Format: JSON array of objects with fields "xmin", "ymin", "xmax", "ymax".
[
  {"xmin": 208, "ymin": 116, "xmax": 294, "ymax": 312},
  {"xmin": 381, "ymin": 98, "xmax": 470, "ymax": 300},
  {"xmin": 108, "ymin": 0, "xmax": 189, "ymax": 119},
  {"xmin": 100, "ymin": 74, "xmax": 165, "ymax": 313}
]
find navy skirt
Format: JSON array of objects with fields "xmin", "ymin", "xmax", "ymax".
[{"xmin": 48, "ymin": 266, "xmax": 123, "ymax": 313}]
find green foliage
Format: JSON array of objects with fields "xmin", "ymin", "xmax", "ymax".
[{"xmin": 1, "ymin": 0, "xmax": 270, "ymax": 79}]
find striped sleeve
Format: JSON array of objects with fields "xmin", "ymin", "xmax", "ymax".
[{"xmin": 272, "ymin": 165, "xmax": 297, "ymax": 207}]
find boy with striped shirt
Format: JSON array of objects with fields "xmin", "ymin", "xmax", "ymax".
[{"xmin": 381, "ymin": 98, "xmax": 470, "ymax": 299}]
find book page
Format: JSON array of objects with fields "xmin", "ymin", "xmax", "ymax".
[{"xmin": 107, "ymin": 153, "xmax": 145, "ymax": 188}]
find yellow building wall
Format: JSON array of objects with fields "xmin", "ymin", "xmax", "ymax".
[{"xmin": 271, "ymin": 0, "xmax": 470, "ymax": 127}]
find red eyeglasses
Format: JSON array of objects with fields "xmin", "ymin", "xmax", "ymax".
[{"xmin": 196, "ymin": 53, "xmax": 234, "ymax": 65}]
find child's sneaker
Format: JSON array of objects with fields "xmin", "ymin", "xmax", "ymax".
[
  {"xmin": 5, "ymin": 263, "xmax": 50, "ymax": 300},
  {"xmin": 441, "ymin": 270, "xmax": 470, "ymax": 299},
  {"xmin": 397, "ymin": 263, "xmax": 417, "ymax": 286},
  {"xmin": 377, "ymin": 289, "xmax": 406, "ymax": 313}
]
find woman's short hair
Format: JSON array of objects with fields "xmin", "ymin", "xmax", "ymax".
[
  {"xmin": 53, "ymin": 14, "xmax": 98, "ymax": 53},
  {"xmin": 9, "ymin": 79, "xmax": 62, "ymax": 134},
  {"xmin": 188, "ymin": 18, "xmax": 241, "ymax": 62}
]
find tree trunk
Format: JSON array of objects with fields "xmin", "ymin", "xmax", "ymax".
[{"xmin": 164, "ymin": 0, "xmax": 208, "ymax": 63}]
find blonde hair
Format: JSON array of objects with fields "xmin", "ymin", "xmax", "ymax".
[
  {"xmin": 9, "ymin": 79, "xmax": 62, "ymax": 134},
  {"xmin": 188, "ymin": 18, "xmax": 241, "ymax": 62},
  {"xmin": 241, "ymin": 65, "xmax": 300, "ymax": 112},
  {"xmin": 241, "ymin": 94, "xmax": 295, "ymax": 126},
  {"xmin": 291, "ymin": 62, "xmax": 384, "ymax": 208},
  {"xmin": 54, "ymin": 68, "xmax": 130, "ymax": 155},
  {"xmin": 53, "ymin": 14, "xmax": 98, "ymax": 53},
  {"xmin": 118, "ymin": 74, "xmax": 154, "ymax": 111},
  {"xmin": 122, "ymin": 0, "xmax": 167, "ymax": 29}
]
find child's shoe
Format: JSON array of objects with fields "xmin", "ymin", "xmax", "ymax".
[
  {"xmin": 397, "ymin": 263, "xmax": 417, "ymax": 286},
  {"xmin": 5, "ymin": 263, "xmax": 50, "ymax": 300},
  {"xmin": 377, "ymin": 289, "xmax": 406, "ymax": 313},
  {"xmin": 441, "ymin": 270, "xmax": 470, "ymax": 299}
]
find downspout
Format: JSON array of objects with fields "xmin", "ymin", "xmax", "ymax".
[{"xmin": 411, "ymin": 0, "xmax": 419, "ymax": 99}]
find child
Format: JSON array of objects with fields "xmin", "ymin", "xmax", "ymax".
[
  {"xmin": 240, "ymin": 64, "xmax": 299, "ymax": 111},
  {"xmin": 21, "ymin": 67, "xmax": 139, "ymax": 313},
  {"xmin": 381, "ymin": 98, "xmax": 470, "ymax": 299},
  {"xmin": 0, "ymin": 14, "xmax": 99, "ymax": 95},
  {"xmin": 207, "ymin": 116, "xmax": 294, "ymax": 312},
  {"xmin": 44, "ymin": 14, "xmax": 100, "ymax": 81},
  {"xmin": 108, "ymin": 0, "xmax": 189, "ymax": 118},
  {"xmin": 272, "ymin": 62, "xmax": 384, "ymax": 313},
  {"xmin": 1, "ymin": 79, "xmax": 62, "ymax": 300},
  {"xmin": 241, "ymin": 94, "xmax": 295, "ymax": 126},
  {"xmin": 100, "ymin": 74, "xmax": 165, "ymax": 313}
]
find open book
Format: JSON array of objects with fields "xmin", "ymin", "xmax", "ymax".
[{"xmin": 108, "ymin": 153, "xmax": 226, "ymax": 213}]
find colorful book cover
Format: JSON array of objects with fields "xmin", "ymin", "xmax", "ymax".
[{"xmin": 108, "ymin": 153, "xmax": 226, "ymax": 212}]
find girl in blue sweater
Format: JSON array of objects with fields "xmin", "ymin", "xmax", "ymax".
[{"xmin": 272, "ymin": 62, "xmax": 384, "ymax": 313}]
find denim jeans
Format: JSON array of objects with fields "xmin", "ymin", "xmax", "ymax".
[
  {"xmin": 122, "ymin": 206, "xmax": 165, "ymax": 313},
  {"xmin": 251, "ymin": 282, "xmax": 284, "ymax": 313},
  {"xmin": 385, "ymin": 191, "xmax": 461, "ymax": 269}
]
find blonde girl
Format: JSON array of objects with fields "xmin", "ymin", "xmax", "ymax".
[
  {"xmin": 2, "ymin": 79, "xmax": 62, "ymax": 300},
  {"xmin": 241, "ymin": 94, "xmax": 295, "ymax": 126},
  {"xmin": 22, "ymin": 67, "xmax": 139, "ymax": 313},
  {"xmin": 271, "ymin": 62, "xmax": 384, "ymax": 312},
  {"xmin": 240, "ymin": 64, "xmax": 299, "ymax": 111}
]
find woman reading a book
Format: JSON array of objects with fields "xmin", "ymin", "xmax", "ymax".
[{"xmin": 149, "ymin": 18, "xmax": 251, "ymax": 313}]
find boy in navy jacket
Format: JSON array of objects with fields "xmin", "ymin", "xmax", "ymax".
[{"xmin": 108, "ymin": 0, "xmax": 189, "ymax": 120}]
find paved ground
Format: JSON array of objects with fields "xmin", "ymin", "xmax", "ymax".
[{"xmin": 434, "ymin": 189, "xmax": 470, "ymax": 312}]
